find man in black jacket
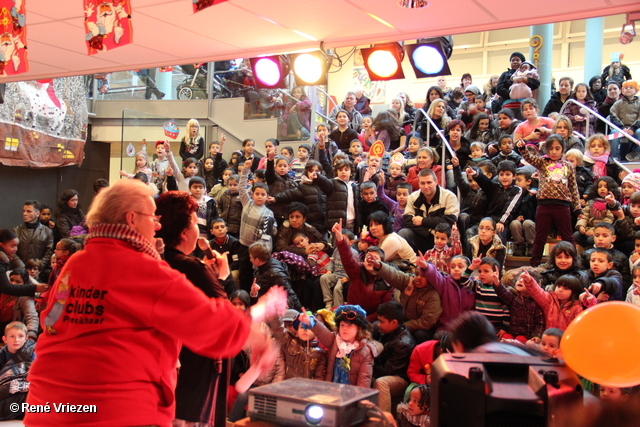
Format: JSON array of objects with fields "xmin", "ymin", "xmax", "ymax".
[
  {"xmin": 13, "ymin": 200, "xmax": 53, "ymax": 281},
  {"xmin": 373, "ymin": 301, "xmax": 416, "ymax": 413}
]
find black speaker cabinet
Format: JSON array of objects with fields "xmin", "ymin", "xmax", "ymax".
[{"xmin": 431, "ymin": 353, "xmax": 583, "ymax": 427}]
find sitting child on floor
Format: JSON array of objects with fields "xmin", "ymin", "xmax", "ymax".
[{"xmin": 0, "ymin": 322, "xmax": 36, "ymax": 421}]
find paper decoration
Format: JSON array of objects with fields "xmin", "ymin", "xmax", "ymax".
[
  {"xmin": 164, "ymin": 121, "xmax": 179, "ymax": 139},
  {"xmin": 193, "ymin": 0, "xmax": 229, "ymax": 13},
  {"xmin": 0, "ymin": 77, "xmax": 89, "ymax": 168},
  {"xmin": 391, "ymin": 152, "xmax": 405, "ymax": 165},
  {"xmin": 369, "ymin": 140, "xmax": 385, "ymax": 159},
  {"xmin": 84, "ymin": 0, "xmax": 133, "ymax": 55},
  {"xmin": 126, "ymin": 142, "xmax": 135, "ymax": 157},
  {"xmin": 160, "ymin": 66, "xmax": 174, "ymax": 72},
  {"xmin": 0, "ymin": 0, "xmax": 28, "ymax": 76}
]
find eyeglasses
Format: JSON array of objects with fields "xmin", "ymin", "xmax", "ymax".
[
  {"xmin": 479, "ymin": 226, "xmax": 495, "ymax": 231},
  {"xmin": 134, "ymin": 212, "xmax": 162, "ymax": 224}
]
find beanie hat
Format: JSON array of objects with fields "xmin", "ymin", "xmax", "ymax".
[
  {"xmin": 335, "ymin": 304, "xmax": 368, "ymax": 329},
  {"xmin": 282, "ymin": 309, "xmax": 299, "ymax": 322},
  {"xmin": 622, "ymin": 173, "xmax": 640, "ymax": 192},
  {"xmin": 292, "ymin": 311, "xmax": 315, "ymax": 330},
  {"xmin": 510, "ymin": 52, "xmax": 526, "ymax": 62},
  {"xmin": 464, "ymin": 85, "xmax": 480, "ymax": 96}
]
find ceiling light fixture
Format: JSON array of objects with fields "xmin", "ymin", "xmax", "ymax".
[
  {"xmin": 290, "ymin": 51, "xmax": 330, "ymax": 86},
  {"xmin": 360, "ymin": 42, "xmax": 405, "ymax": 81},
  {"xmin": 620, "ymin": 12, "xmax": 640, "ymax": 45}
]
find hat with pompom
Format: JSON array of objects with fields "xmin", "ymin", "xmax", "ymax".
[{"xmin": 623, "ymin": 173, "xmax": 640, "ymax": 192}]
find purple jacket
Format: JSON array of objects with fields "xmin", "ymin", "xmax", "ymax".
[
  {"xmin": 422, "ymin": 262, "xmax": 475, "ymax": 328},
  {"xmin": 377, "ymin": 180, "xmax": 404, "ymax": 233}
]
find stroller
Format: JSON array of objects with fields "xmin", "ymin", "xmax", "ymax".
[{"xmin": 176, "ymin": 63, "xmax": 208, "ymax": 100}]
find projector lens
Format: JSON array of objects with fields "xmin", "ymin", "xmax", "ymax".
[{"xmin": 305, "ymin": 405, "xmax": 324, "ymax": 425}]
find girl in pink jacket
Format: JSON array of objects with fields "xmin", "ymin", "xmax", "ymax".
[{"xmin": 521, "ymin": 271, "xmax": 595, "ymax": 331}]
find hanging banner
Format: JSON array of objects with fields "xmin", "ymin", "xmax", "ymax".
[
  {"xmin": 0, "ymin": 0, "xmax": 28, "ymax": 76},
  {"xmin": 0, "ymin": 76, "xmax": 89, "ymax": 168},
  {"xmin": 84, "ymin": 0, "xmax": 132, "ymax": 55},
  {"xmin": 193, "ymin": 0, "xmax": 229, "ymax": 14}
]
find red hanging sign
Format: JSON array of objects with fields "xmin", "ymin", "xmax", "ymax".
[
  {"xmin": 193, "ymin": 0, "xmax": 230, "ymax": 14},
  {"xmin": 0, "ymin": 0, "xmax": 28, "ymax": 76},
  {"xmin": 84, "ymin": 0, "xmax": 133, "ymax": 55}
]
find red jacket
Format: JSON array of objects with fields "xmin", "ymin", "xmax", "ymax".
[
  {"xmin": 26, "ymin": 237, "xmax": 251, "ymax": 427},
  {"xmin": 339, "ymin": 238, "xmax": 392, "ymax": 322}
]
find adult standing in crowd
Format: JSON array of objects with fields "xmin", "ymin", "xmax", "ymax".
[
  {"xmin": 13, "ymin": 200, "xmax": 53, "ymax": 282},
  {"xmin": 155, "ymin": 190, "xmax": 234, "ymax": 427},
  {"xmin": 329, "ymin": 92, "xmax": 363, "ymax": 132},
  {"xmin": 496, "ymin": 52, "xmax": 541, "ymax": 120},
  {"xmin": 25, "ymin": 179, "xmax": 283, "ymax": 426},
  {"xmin": 55, "ymin": 189, "xmax": 84, "ymax": 240}
]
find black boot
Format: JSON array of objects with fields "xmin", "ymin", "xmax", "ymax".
[{"xmin": 513, "ymin": 243, "xmax": 527, "ymax": 257}]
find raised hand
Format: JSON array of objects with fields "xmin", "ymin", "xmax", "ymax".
[
  {"xmin": 332, "ymin": 219, "xmax": 343, "ymax": 241},
  {"xmin": 465, "ymin": 167, "xmax": 476, "ymax": 177}
]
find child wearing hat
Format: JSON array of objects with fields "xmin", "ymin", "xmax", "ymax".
[
  {"xmin": 620, "ymin": 172, "xmax": 640, "ymax": 206},
  {"xmin": 266, "ymin": 310, "xmax": 327, "ymax": 381},
  {"xmin": 601, "ymin": 52, "xmax": 633, "ymax": 87},
  {"xmin": 298, "ymin": 304, "xmax": 376, "ymax": 388}
]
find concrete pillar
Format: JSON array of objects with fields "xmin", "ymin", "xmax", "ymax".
[
  {"xmin": 584, "ymin": 17, "xmax": 604, "ymax": 83},
  {"xmin": 156, "ymin": 68, "xmax": 172, "ymax": 100},
  {"xmin": 530, "ymin": 24, "xmax": 553, "ymax": 111}
]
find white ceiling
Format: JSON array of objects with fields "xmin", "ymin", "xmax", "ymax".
[{"xmin": 5, "ymin": 0, "xmax": 640, "ymax": 83}]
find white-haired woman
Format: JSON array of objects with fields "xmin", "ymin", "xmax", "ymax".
[{"xmin": 25, "ymin": 179, "xmax": 284, "ymax": 426}]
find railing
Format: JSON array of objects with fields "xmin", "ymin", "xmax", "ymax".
[
  {"xmin": 560, "ymin": 98, "xmax": 639, "ymax": 173},
  {"xmin": 414, "ymin": 108, "xmax": 455, "ymax": 188}
]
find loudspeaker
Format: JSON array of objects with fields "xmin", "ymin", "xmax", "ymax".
[{"xmin": 431, "ymin": 353, "xmax": 583, "ymax": 427}]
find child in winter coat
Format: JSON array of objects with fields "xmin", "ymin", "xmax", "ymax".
[
  {"xmin": 299, "ymin": 305, "xmax": 376, "ymax": 388},
  {"xmin": 492, "ymin": 270, "xmax": 545, "ymax": 343},
  {"xmin": 520, "ymin": 271, "xmax": 595, "ymax": 331}
]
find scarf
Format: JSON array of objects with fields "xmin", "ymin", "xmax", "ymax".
[
  {"xmin": 584, "ymin": 151, "xmax": 610, "ymax": 179},
  {"xmin": 590, "ymin": 198, "xmax": 608, "ymax": 220},
  {"xmin": 335, "ymin": 334, "xmax": 359, "ymax": 359},
  {"xmin": 86, "ymin": 223, "xmax": 161, "ymax": 260},
  {"xmin": 397, "ymin": 403, "xmax": 431, "ymax": 427}
]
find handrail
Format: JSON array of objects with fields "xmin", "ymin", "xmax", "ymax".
[
  {"xmin": 313, "ymin": 86, "xmax": 339, "ymax": 126},
  {"xmin": 559, "ymin": 98, "xmax": 640, "ymax": 147},
  {"xmin": 416, "ymin": 108, "xmax": 454, "ymax": 188},
  {"xmin": 559, "ymin": 98, "xmax": 636, "ymax": 173}
]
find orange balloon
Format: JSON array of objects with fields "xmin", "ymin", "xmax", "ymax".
[{"xmin": 561, "ymin": 302, "xmax": 640, "ymax": 387}]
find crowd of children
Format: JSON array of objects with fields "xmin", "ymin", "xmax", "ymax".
[{"xmin": 2, "ymin": 69, "xmax": 639, "ymax": 424}]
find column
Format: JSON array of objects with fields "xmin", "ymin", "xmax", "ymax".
[
  {"xmin": 529, "ymin": 24, "xmax": 553, "ymax": 112},
  {"xmin": 156, "ymin": 68, "xmax": 172, "ymax": 100},
  {"xmin": 583, "ymin": 17, "xmax": 604, "ymax": 83}
]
